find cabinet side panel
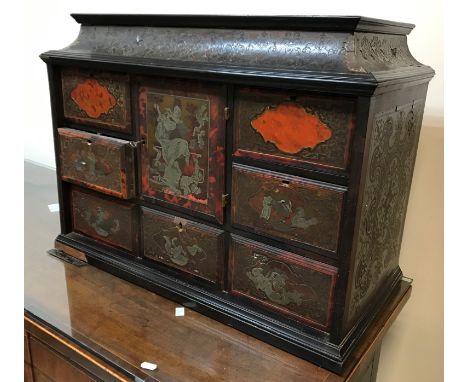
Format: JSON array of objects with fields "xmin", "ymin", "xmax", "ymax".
[{"xmin": 344, "ymin": 85, "xmax": 428, "ymax": 330}]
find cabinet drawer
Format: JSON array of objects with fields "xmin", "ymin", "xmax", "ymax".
[
  {"xmin": 71, "ymin": 189, "xmax": 136, "ymax": 252},
  {"xmin": 233, "ymin": 87, "xmax": 355, "ymax": 172},
  {"xmin": 61, "ymin": 69, "xmax": 131, "ymax": 133},
  {"xmin": 138, "ymin": 77, "xmax": 226, "ymax": 223},
  {"xmin": 142, "ymin": 208, "xmax": 223, "ymax": 284},
  {"xmin": 231, "ymin": 164, "xmax": 345, "ymax": 254},
  {"xmin": 229, "ymin": 235, "xmax": 337, "ymax": 329},
  {"xmin": 59, "ymin": 128, "xmax": 135, "ymax": 199}
]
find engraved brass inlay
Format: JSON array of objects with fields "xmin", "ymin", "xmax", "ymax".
[
  {"xmin": 260, "ymin": 195, "xmax": 318, "ymax": 231},
  {"xmin": 147, "ymin": 93, "xmax": 209, "ymax": 201},
  {"xmin": 163, "ymin": 235, "xmax": 206, "ymax": 267},
  {"xmin": 247, "ymin": 265, "xmax": 304, "ymax": 306},
  {"xmin": 80, "ymin": 206, "xmax": 120, "ymax": 238}
]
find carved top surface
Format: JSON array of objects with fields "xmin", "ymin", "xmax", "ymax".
[
  {"xmin": 71, "ymin": 14, "xmax": 415, "ymax": 35},
  {"xmin": 41, "ymin": 15, "xmax": 434, "ymax": 91}
]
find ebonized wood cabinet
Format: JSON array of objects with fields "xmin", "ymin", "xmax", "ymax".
[{"xmin": 40, "ymin": 14, "xmax": 433, "ymax": 372}]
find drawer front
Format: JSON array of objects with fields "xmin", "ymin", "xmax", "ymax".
[
  {"xmin": 142, "ymin": 208, "xmax": 223, "ymax": 284},
  {"xmin": 139, "ymin": 78, "xmax": 226, "ymax": 223},
  {"xmin": 61, "ymin": 69, "xmax": 131, "ymax": 133},
  {"xmin": 229, "ymin": 235, "xmax": 337, "ymax": 329},
  {"xmin": 71, "ymin": 189, "xmax": 135, "ymax": 252},
  {"xmin": 59, "ymin": 128, "xmax": 135, "ymax": 199},
  {"xmin": 231, "ymin": 164, "xmax": 345, "ymax": 254},
  {"xmin": 233, "ymin": 87, "xmax": 355, "ymax": 171}
]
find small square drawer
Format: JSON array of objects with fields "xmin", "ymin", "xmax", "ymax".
[
  {"xmin": 61, "ymin": 69, "xmax": 131, "ymax": 133},
  {"xmin": 229, "ymin": 235, "xmax": 337, "ymax": 329},
  {"xmin": 71, "ymin": 189, "xmax": 136, "ymax": 252},
  {"xmin": 231, "ymin": 164, "xmax": 345, "ymax": 254},
  {"xmin": 142, "ymin": 208, "xmax": 224, "ymax": 285},
  {"xmin": 59, "ymin": 128, "xmax": 135, "ymax": 199},
  {"xmin": 233, "ymin": 87, "xmax": 355, "ymax": 172}
]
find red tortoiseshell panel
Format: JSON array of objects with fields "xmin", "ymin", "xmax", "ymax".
[
  {"xmin": 231, "ymin": 164, "xmax": 345, "ymax": 254},
  {"xmin": 71, "ymin": 189, "xmax": 135, "ymax": 252},
  {"xmin": 251, "ymin": 103, "xmax": 332, "ymax": 154},
  {"xmin": 58, "ymin": 128, "xmax": 135, "ymax": 199},
  {"xmin": 229, "ymin": 235, "xmax": 337, "ymax": 329},
  {"xmin": 70, "ymin": 79, "xmax": 117, "ymax": 118},
  {"xmin": 234, "ymin": 87, "xmax": 356, "ymax": 172},
  {"xmin": 62, "ymin": 69, "xmax": 131, "ymax": 133},
  {"xmin": 138, "ymin": 77, "xmax": 226, "ymax": 224}
]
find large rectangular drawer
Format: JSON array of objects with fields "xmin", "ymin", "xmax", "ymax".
[
  {"xmin": 142, "ymin": 208, "xmax": 224, "ymax": 285},
  {"xmin": 70, "ymin": 189, "xmax": 136, "ymax": 252},
  {"xmin": 58, "ymin": 128, "xmax": 135, "ymax": 199},
  {"xmin": 229, "ymin": 235, "xmax": 337, "ymax": 329},
  {"xmin": 231, "ymin": 164, "xmax": 345, "ymax": 254},
  {"xmin": 233, "ymin": 87, "xmax": 356, "ymax": 172},
  {"xmin": 61, "ymin": 69, "xmax": 131, "ymax": 133}
]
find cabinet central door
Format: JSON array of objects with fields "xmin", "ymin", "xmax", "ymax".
[{"xmin": 138, "ymin": 78, "xmax": 226, "ymax": 224}]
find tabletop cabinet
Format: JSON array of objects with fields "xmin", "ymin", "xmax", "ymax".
[{"xmin": 40, "ymin": 14, "xmax": 433, "ymax": 372}]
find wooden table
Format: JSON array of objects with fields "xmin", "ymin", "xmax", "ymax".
[{"xmin": 24, "ymin": 161, "xmax": 412, "ymax": 382}]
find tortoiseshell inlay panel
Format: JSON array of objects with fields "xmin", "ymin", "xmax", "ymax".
[
  {"xmin": 71, "ymin": 189, "xmax": 135, "ymax": 252},
  {"xmin": 139, "ymin": 78, "xmax": 226, "ymax": 223},
  {"xmin": 231, "ymin": 164, "xmax": 345, "ymax": 254},
  {"xmin": 61, "ymin": 69, "xmax": 131, "ymax": 133},
  {"xmin": 234, "ymin": 87, "xmax": 355, "ymax": 171},
  {"xmin": 229, "ymin": 235, "xmax": 337, "ymax": 329},
  {"xmin": 142, "ymin": 208, "xmax": 223, "ymax": 284},
  {"xmin": 58, "ymin": 128, "xmax": 135, "ymax": 199}
]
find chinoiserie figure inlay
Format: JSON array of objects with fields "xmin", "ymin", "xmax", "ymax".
[
  {"xmin": 71, "ymin": 190, "xmax": 134, "ymax": 251},
  {"xmin": 142, "ymin": 209, "xmax": 222, "ymax": 283},
  {"xmin": 73, "ymin": 150, "xmax": 112, "ymax": 182},
  {"xmin": 162, "ymin": 235, "xmax": 206, "ymax": 267},
  {"xmin": 348, "ymin": 100, "xmax": 424, "ymax": 322},
  {"xmin": 232, "ymin": 165, "xmax": 344, "ymax": 253},
  {"xmin": 58, "ymin": 128, "xmax": 136, "ymax": 199},
  {"xmin": 230, "ymin": 237, "xmax": 336, "ymax": 327},
  {"xmin": 147, "ymin": 93, "xmax": 209, "ymax": 201},
  {"xmin": 81, "ymin": 206, "xmax": 120, "ymax": 238},
  {"xmin": 260, "ymin": 195, "xmax": 318, "ymax": 231},
  {"xmin": 246, "ymin": 264, "xmax": 305, "ymax": 306}
]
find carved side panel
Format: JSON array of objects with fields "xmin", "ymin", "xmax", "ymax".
[
  {"xmin": 229, "ymin": 235, "xmax": 337, "ymax": 329},
  {"xmin": 139, "ymin": 78, "xmax": 226, "ymax": 223},
  {"xmin": 71, "ymin": 189, "xmax": 135, "ymax": 252},
  {"xmin": 347, "ymin": 100, "xmax": 424, "ymax": 324},
  {"xmin": 61, "ymin": 69, "xmax": 131, "ymax": 133},
  {"xmin": 142, "ymin": 208, "xmax": 223, "ymax": 284}
]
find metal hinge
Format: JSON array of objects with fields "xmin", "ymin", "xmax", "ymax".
[
  {"xmin": 224, "ymin": 107, "xmax": 231, "ymax": 121},
  {"xmin": 47, "ymin": 249, "xmax": 87, "ymax": 267},
  {"xmin": 222, "ymin": 194, "xmax": 230, "ymax": 208}
]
